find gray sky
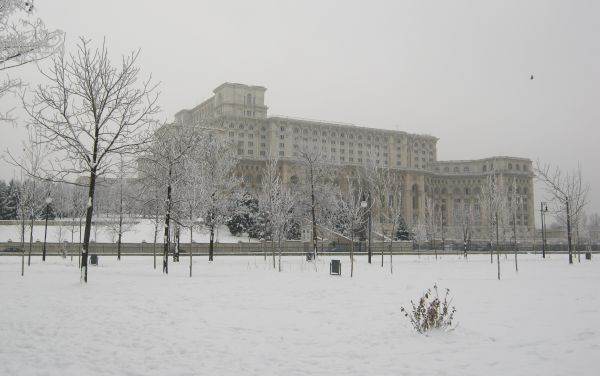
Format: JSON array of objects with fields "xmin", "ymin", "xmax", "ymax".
[{"xmin": 1, "ymin": 0, "xmax": 599, "ymax": 216}]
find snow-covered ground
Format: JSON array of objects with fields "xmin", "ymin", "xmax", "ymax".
[
  {"xmin": 0, "ymin": 219, "xmax": 249, "ymax": 243},
  {"xmin": 1, "ymin": 254, "xmax": 598, "ymax": 376}
]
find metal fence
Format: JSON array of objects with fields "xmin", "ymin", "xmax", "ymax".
[{"xmin": 1, "ymin": 240, "xmax": 598, "ymax": 256}]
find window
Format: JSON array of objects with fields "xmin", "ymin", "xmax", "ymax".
[
  {"xmin": 247, "ymin": 142, "xmax": 253, "ymax": 147},
  {"xmin": 260, "ymin": 151, "xmax": 266, "ymax": 156},
  {"xmin": 280, "ymin": 135, "xmax": 284, "ymax": 140},
  {"xmin": 279, "ymin": 143, "xmax": 285, "ymax": 148},
  {"xmin": 483, "ymin": 165, "xmax": 487, "ymax": 172},
  {"xmin": 279, "ymin": 151, "xmax": 284, "ymax": 156},
  {"xmin": 508, "ymin": 163, "xmax": 513, "ymax": 170},
  {"xmin": 247, "ymin": 150, "xmax": 254, "ymax": 155}
]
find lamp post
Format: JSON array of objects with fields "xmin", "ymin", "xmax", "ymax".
[
  {"xmin": 42, "ymin": 196, "xmax": 52, "ymax": 261},
  {"xmin": 360, "ymin": 199, "xmax": 368, "ymax": 258},
  {"xmin": 540, "ymin": 202, "xmax": 548, "ymax": 258}
]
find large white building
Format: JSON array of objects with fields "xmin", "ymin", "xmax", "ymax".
[{"xmin": 175, "ymin": 83, "xmax": 535, "ymax": 240}]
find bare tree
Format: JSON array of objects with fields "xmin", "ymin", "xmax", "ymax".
[
  {"xmin": 424, "ymin": 194, "xmax": 438, "ymax": 259},
  {"xmin": 586, "ymin": 213, "xmax": 600, "ymax": 251},
  {"xmin": 0, "ymin": 0, "xmax": 63, "ymax": 121},
  {"xmin": 371, "ymin": 167, "xmax": 404, "ymax": 273},
  {"xmin": 535, "ymin": 161, "xmax": 589, "ymax": 264},
  {"xmin": 106, "ymin": 157, "xmax": 136, "ymax": 260},
  {"xmin": 10, "ymin": 129, "xmax": 45, "ymax": 266},
  {"xmin": 506, "ymin": 178, "xmax": 522, "ymax": 271},
  {"xmin": 258, "ymin": 155, "xmax": 280, "ymax": 269},
  {"xmin": 479, "ymin": 173, "xmax": 507, "ymax": 279},
  {"xmin": 18, "ymin": 38, "xmax": 159, "ymax": 282},
  {"xmin": 453, "ymin": 200, "xmax": 475, "ymax": 259},
  {"xmin": 139, "ymin": 123, "xmax": 201, "ymax": 274},
  {"xmin": 196, "ymin": 133, "xmax": 242, "ymax": 262},
  {"xmin": 333, "ymin": 177, "xmax": 369, "ymax": 278},
  {"xmin": 270, "ymin": 178, "xmax": 296, "ymax": 272},
  {"xmin": 297, "ymin": 146, "xmax": 335, "ymax": 260}
]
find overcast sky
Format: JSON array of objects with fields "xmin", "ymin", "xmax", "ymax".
[{"xmin": 1, "ymin": 0, "xmax": 598, "ymax": 216}]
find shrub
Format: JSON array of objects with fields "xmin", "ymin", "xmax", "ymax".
[{"xmin": 400, "ymin": 284, "xmax": 456, "ymax": 334}]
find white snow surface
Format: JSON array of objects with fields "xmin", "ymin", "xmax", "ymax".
[
  {"xmin": 0, "ymin": 219, "xmax": 250, "ymax": 243},
  {"xmin": 1, "ymin": 254, "xmax": 599, "ymax": 375}
]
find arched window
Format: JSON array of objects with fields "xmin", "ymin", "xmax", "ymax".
[{"xmin": 246, "ymin": 93, "xmax": 252, "ymax": 106}]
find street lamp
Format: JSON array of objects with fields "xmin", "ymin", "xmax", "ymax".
[
  {"xmin": 360, "ymin": 195, "xmax": 372, "ymax": 263},
  {"xmin": 42, "ymin": 196, "xmax": 52, "ymax": 261},
  {"xmin": 540, "ymin": 202, "xmax": 548, "ymax": 258}
]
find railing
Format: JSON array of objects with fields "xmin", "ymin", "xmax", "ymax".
[{"xmin": 2, "ymin": 240, "xmax": 597, "ymax": 256}]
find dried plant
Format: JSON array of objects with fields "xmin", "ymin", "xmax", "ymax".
[{"xmin": 400, "ymin": 284, "xmax": 456, "ymax": 334}]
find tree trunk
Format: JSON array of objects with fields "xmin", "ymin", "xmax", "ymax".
[
  {"xmin": 117, "ymin": 209, "xmax": 123, "ymax": 261},
  {"xmin": 513, "ymin": 212, "xmax": 518, "ymax": 272},
  {"xmin": 496, "ymin": 212, "xmax": 500, "ymax": 280},
  {"xmin": 271, "ymin": 238, "xmax": 276, "ymax": 269},
  {"xmin": 28, "ymin": 214, "xmax": 33, "ymax": 266},
  {"xmin": 388, "ymin": 238, "xmax": 393, "ymax": 274},
  {"xmin": 576, "ymin": 225, "xmax": 581, "ymax": 263},
  {"xmin": 278, "ymin": 234, "xmax": 282, "ymax": 272},
  {"xmin": 153, "ymin": 208, "xmax": 158, "ymax": 269},
  {"xmin": 173, "ymin": 226, "xmax": 180, "ymax": 262},
  {"xmin": 70, "ymin": 222, "xmax": 74, "ymax": 261},
  {"xmin": 310, "ymin": 167, "xmax": 318, "ymax": 260},
  {"xmin": 209, "ymin": 225, "xmax": 215, "ymax": 261},
  {"xmin": 350, "ymin": 236, "xmax": 355, "ymax": 278},
  {"xmin": 78, "ymin": 216, "xmax": 82, "ymax": 268},
  {"xmin": 42, "ymin": 212, "xmax": 48, "ymax": 261},
  {"xmin": 189, "ymin": 222, "xmax": 193, "ymax": 278},
  {"xmin": 162, "ymin": 172, "xmax": 173, "ymax": 274},
  {"xmin": 81, "ymin": 167, "xmax": 98, "ymax": 283},
  {"xmin": 20, "ymin": 209, "xmax": 25, "ymax": 276},
  {"xmin": 367, "ymin": 193, "xmax": 372, "ymax": 264},
  {"xmin": 566, "ymin": 198, "xmax": 573, "ymax": 264}
]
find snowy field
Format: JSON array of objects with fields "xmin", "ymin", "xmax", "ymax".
[
  {"xmin": 0, "ymin": 219, "xmax": 248, "ymax": 243},
  {"xmin": 1, "ymin": 254, "xmax": 599, "ymax": 376}
]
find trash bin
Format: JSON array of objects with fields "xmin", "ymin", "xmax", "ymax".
[
  {"xmin": 330, "ymin": 259, "xmax": 341, "ymax": 275},
  {"xmin": 90, "ymin": 254, "xmax": 98, "ymax": 265},
  {"xmin": 585, "ymin": 252, "xmax": 592, "ymax": 260}
]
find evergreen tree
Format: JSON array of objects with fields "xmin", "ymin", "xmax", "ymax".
[
  {"xmin": 0, "ymin": 180, "xmax": 8, "ymax": 219},
  {"xmin": 395, "ymin": 216, "xmax": 412, "ymax": 240},
  {"xmin": 226, "ymin": 196, "xmax": 258, "ymax": 236}
]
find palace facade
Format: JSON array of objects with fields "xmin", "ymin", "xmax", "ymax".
[{"xmin": 174, "ymin": 83, "xmax": 534, "ymax": 240}]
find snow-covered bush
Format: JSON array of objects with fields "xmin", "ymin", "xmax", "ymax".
[{"xmin": 400, "ymin": 284, "xmax": 456, "ymax": 334}]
